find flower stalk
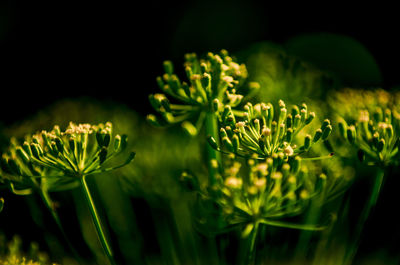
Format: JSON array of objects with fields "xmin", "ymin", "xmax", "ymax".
[{"xmin": 81, "ymin": 175, "xmax": 116, "ymax": 265}]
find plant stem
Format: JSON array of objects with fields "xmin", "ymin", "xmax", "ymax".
[
  {"xmin": 204, "ymin": 111, "xmax": 221, "ymax": 185},
  {"xmin": 204, "ymin": 111, "xmax": 221, "ymax": 265},
  {"xmin": 80, "ymin": 175, "xmax": 116, "ymax": 265},
  {"xmin": 343, "ymin": 168, "xmax": 385, "ymax": 265},
  {"xmin": 246, "ymin": 222, "xmax": 260, "ymax": 265}
]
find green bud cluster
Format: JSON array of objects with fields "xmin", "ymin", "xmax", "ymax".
[
  {"xmin": 329, "ymin": 88, "xmax": 400, "ymax": 122},
  {"xmin": 0, "ymin": 122, "xmax": 135, "ymax": 194},
  {"xmin": 147, "ymin": 50, "xmax": 257, "ymax": 135},
  {"xmin": 197, "ymin": 155, "xmax": 331, "ymax": 236},
  {"xmin": 338, "ymin": 107, "xmax": 400, "ymax": 167},
  {"xmin": 209, "ymin": 100, "xmax": 332, "ymax": 159}
]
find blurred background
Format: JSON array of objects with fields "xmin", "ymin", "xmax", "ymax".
[{"xmin": 1, "ymin": 1, "xmax": 400, "ymax": 264}]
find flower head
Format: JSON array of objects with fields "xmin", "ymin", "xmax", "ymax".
[
  {"xmin": 0, "ymin": 122, "xmax": 135, "ymax": 194},
  {"xmin": 195, "ymin": 155, "xmax": 338, "ymax": 236},
  {"xmin": 338, "ymin": 106, "xmax": 400, "ymax": 167},
  {"xmin": 209, "ymin": 100, "xmax": 332, "ymax": 160},
  {"xmin": 147, "ymin": 50, "xmax": 258, "ymax": 136}
]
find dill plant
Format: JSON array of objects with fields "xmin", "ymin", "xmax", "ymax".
[
  {"xmin": 148, "ymin": 50, "xmax": 349, "ymax": 265},
  {"xmin": 0, "ymin": 122, "xmax": 135, "ymax": 265},
  {"xmin": 147, "ymin": 49, "xmax": 258, "ymax": 186},
  {"xmin": 201, "ymin": 100, "xmax": 348, "ymax": 265},
  {"xmin": 331, "ymin": 88, "xmax": 400, "ymax": 265}
]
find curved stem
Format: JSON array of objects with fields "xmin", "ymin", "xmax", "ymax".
[
  {"xmin": 80, "ymin": 175, "xmax": 116, "ymax": 265},
  {"xmin": 343, "ymin": 168, "xmax": 385, "ymax": 265}
]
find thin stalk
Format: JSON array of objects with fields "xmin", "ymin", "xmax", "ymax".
[
  {"xmin": 80, "ymin": 175, "xmax": 116, "ymax": 265},
  {"xmin": 246, "ymin": 222, "xmax": 260, "ymax": 265},
  {"xmin": 204, "ymin": 111, "xmax": 221, "ymax": 265},
  {"xmin": 343, "ymin": 168, "xmax": 385, "ymax": 265},
  {"xmin": 205, "ymin": 111, "xmax": 221, "ymax": 185}
]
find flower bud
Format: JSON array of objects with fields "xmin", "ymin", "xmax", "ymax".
[
  {"xmin": 96, "ymin": 131, "xmax": 104, "ymax": 147},
  {"xmin": 53, "ymin": 138, "xmax": 63, "ymax": 154},
  {"xmin": 373, "ymin": 107, "xmax": 383, "ymax": 122},
  {"xmin": 222, "ymin": 105, "xmax": 232, "ymax": 121},
  {"xmin": 300, "ymin": 109, "xmax": 307, "ymax": 124},
  {"xmin": 53, "ymin": 125, "xmax": 61, "ymax": 136},
  {"xmin": 69, "ymin": 137, "xmax": 76, "ymax": 153},
  {"xmin": 385, "ymin": 124, "xmax": 393, "ymax": 139},
  {"xmin": 16, "ymin": 147, "xmax": 30, "ymax": 164},
  {"xmin": 279, "ymin": 108, "xmax": 287, "ymax": 124},
  {"xmin": 372, "ymin": 132, "xmax": 379, "ymax": 148},
  {"xmin": 291, "ymin": 156, "xmax": 301, "ymax": 174},
  {"xmin": 253, "ymin": 119, "xmax": 260, "ymax": 134},
  {"xmin": 222, "ymin": 137, "xmax": 234, "ymax": 152},
  {"xmin": 321, "ymin": 119, "xmax": 331, "ymax": 131},
  {"xmin": 201, "ymin": 73, "xmax": 211, "ymax": 93},
  {"xmin": 99, "ymin": 147, "xmax": 108, "ymax": 164},
  {"xmin": 212, "ymin": 98, "xmax": 220, "ymax": 113},
  {"xmin": 146, "ymin": 114, "xmax": 162, "ymax": 127},
  {"xmin": 305, "ymin": 112, "xmax": 315, "ymax": 125},
  {"xmin": 102, "ymin": 133, "xmax": 111, "ymax": 148},
  {"xmin": 114, "ymin": 135, "xmax": 121, "ymax": 151},
  {"xmin": 232, "ymin": 134, "xmax": 240, "ymax": 152},
  {"xmin": 294, "ymin": 114, "xmax": 301, "ymax": 129},
  {"xmin": 30, "ymin": 143, "xmax": 41, "ymax": 159},
  {"xmin": 207, "ymin": 136, "xmax": 219, "ymax": 150},
  {"xmin": 181, "ymin": 121, "xmax": 197, "ymax": 136},
  {"xmin": 181, "ymin": 82, "xmax": 191, "ymax": 98},
  {"xmin": 338, "ymin": 121, "xmax": 347, "ymax": 139},
  {"xmin": 286, "ymin": 114, "xmax": 293, "ymax": 129},
  {"xmin": 304, "ymin": 135, "xmax": 312, "ymax": 150},
  {"xmin": 322, "ymin": 125, "xmax": 332, "ymax": 140},
  {"xmin": 377, "ymin": 139, "xmax": 385, "ymax": 152},
  {"xmin": 22, "ymin": 142, "xmax": 33, "ymax": 157},
  {"xmin": 220, "ymin": 128, "xmax": 228, "ymax": 139},
  {"xmin": 156, "ymin": 76, "xmax": 164, "ymax": 90},
  {"xmin": 291, "ymin": 105, "xmax": 300, "ymax": 117},
  {"xmin": 163, "ymin": 60, "xmax": 174, "ymax": 75},
  {"xmin": 313, "ymin": 129, "xmax": 323, "ymax": 143},
  {"xmin": 347, "ymin": 126, "xmax": 356, "ymax": 143}
]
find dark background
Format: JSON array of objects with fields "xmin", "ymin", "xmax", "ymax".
[{"xmin": 1, "ymin": 1, "xmax": 400, "ymax": 125}]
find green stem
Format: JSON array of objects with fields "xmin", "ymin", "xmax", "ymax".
[
  {"xmin": 80, "ymin": 175, "xmax": 116, "ymax": 265},
  {"xmin": 246, "ymin": 222, "xmax": 260, "ymax": 265},
  {"xmin": 205, "ymin": 111, "xmax": 221, "ymax": 185},
  {"xmin": 204, "ymin": 111, "xmax": 221, "ymax": 265},
  {"xmin": 343, "ymin": 168, "xmax": 385, "ymax": 265}
]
